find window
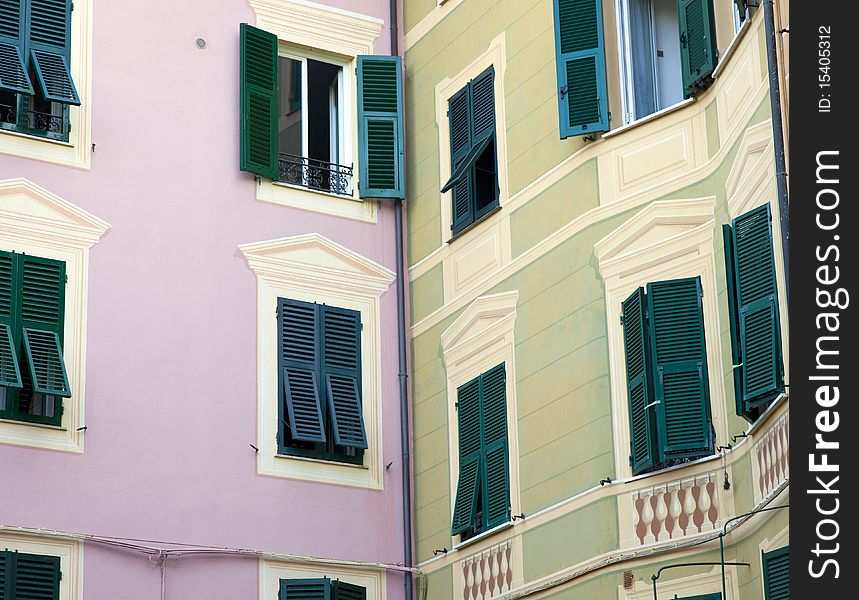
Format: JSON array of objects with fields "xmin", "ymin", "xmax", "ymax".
[
  {"xmin": 440, "ymin": 66, "xmax": 499, "ymax": 236},
  {"xmin": 450, "ymin": 363, "xmax": 510, "ymax": 539},
  {"xmin": 762, "ymin": 546, "xmax": 789, "ymax": 600},
  {"xmin": 278, "ymin": 298, "xmax": 367, "ymax": 465},
  {"xmin": 676, "ymin": 595, "xmax": 721, "ymax": 600},
  {"xmin": 621, "ymin": 277, "xmax": 713, "ymax": 476},
  {"xmin": 279, "ymin": 577, "xmax": 366, "ymax": 600},
  {"xmin": 239, "ymin": 24, "xmax": 404, "ymax": 200},
  {"xmin": 0, "ymin": 0, "xmax": 80, "ymax": 142},
  {"xmin": 0, "ymin": 250, "xmax": 71, "ymax": 427},
  {"xmin": 732, "ymin": 0, "xmax": 749, "ymax": 33},
  {"xmin": 723, "ymin": 204, "xmax": 784, "ymax": 422},
  {"xmin": 0, "ymin": 549, "xmax": 61, "ymax": 598}
]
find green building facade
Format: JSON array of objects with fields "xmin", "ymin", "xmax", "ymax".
[{"xmin": 403, "ymin": 0, "xmax": 790, "ymax": 598}]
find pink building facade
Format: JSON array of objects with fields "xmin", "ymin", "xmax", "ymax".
[{"xmin": 0, "ymin": 1, "xmax": 411, "ymax": 599}]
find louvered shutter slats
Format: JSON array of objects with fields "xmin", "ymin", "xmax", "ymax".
[
  {"xmin": 357, "ymin": 55, "xmax": 405, "ymax": 199},
  {"xmin": 322, "ymin": 306, "xmax": 366, "ymax": 449},
  {"xmin": 679, "ymin": 0, "xmax": 718, "ymax": 98},
  {"xmin": 28, "ymin": 0, "xmax": 78, "ymax": 105},
  {"xmin": 0, "ymin": 252, "xmax": 22, "ymax": 389},
  {"xmin": 481, "ymin": 363, "xmax": 509, "ymax": 529},
  {"xmin": 0, "ymin": 1, "xmax": 32, "ymax": 96},
  {"xmin": 622, "ymin": 288, "xmax": 657, "ymax": 474},
  {"xmin": 451, "ymin": 454, "xmax": 481, "ymax": 535},
  {"xmin": 553, "ymin": 0, "xmax": 609, "ymax": 137},
  {"xmin": 22, "ymin": 328, "xmax": 69, "ymax": 397},
  {"xmin": 326, "ymin": 374, "xmax": 367, "ymax": 448},
  {"xmin": 762, "ymin": 546, "xmax": 789, "ymax": 600},
  {"xmin": 451, "ymin": 376, "xmax": 482, "ymax": 535},
  {"xmin": 332, "ymin": 580, "xmax": 367, "ymax": 600},
  {"xmin": 240, "ymin": 23, "xmax": 279, "ymax": 180},
  {"xmin": 1, "ymin": 552, "xmax": 61, "ymax": 600},
  {"xmin": 279, "ymin": 577, "xmax": 330, "ymax": 600}
]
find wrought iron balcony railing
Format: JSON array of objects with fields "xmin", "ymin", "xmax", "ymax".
[
  {"xmin": 276, "ymin": 153, "xmax": 353, "ymax": 197},
  {"xmin": 0, "ymin": 102, "xmax": 67, "ymax": 139}
]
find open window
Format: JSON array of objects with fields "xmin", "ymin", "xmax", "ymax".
[{"xmin": 616, "ymin": 0, "xmax": 718, "ymax": 124}]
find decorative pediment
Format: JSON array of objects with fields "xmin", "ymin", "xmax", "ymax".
[
  {"xmin": 0, "ymin": 178, "xmax": 110, "ymax": 246},
  {"xmin": 724, "ymin": 121, "xmax": 775, "ymax": 218},
  {"xmin": 441, "ymin": 291, "xmax": 519, "ymax": 355},
  {"xmin": 594, "ymin": 197, "xmax": 716, "ymax": 279},
  {"xmin": 239, "ymin": 233, "xmax": 395, "ymax": 296}
]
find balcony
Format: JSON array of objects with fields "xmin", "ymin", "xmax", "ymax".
[{"xmin": 276, "ymin": 153, "xmax": 353, "ymax": 197}]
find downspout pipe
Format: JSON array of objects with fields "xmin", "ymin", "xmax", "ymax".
[
  {"xmin": 763, "ymin": 0, "xmax": 790, "ymax": 301},
  {"xmin": 389, "ymin": 1, "xmax": 414, "ymax": 598}
]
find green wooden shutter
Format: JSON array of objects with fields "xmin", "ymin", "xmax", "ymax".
[
  {"xmin": 279, "ymin": 299, "xmax": 326, "ymax": 444},
  {"xmin": 280, "ymin": 577, "xmax": 330, "ymax": 600},
  {"xmin": 723, "ymin": 223, "xmax": 749, "ymax": 420},
  {"xmin": 0, "ymin": 550, "xmax": 6, "ymax": 600},
  {"xmin": 357, "ymin": 55, "xmax": 405, "ymax": 199},
  {"xmin": 678, "ymin": 0, "xmax": 718, "ymax": 98},
  {"xmin": 553, "ymin": 0, "xmax": 609, "ymax": 137},
  {"xmin": 322, "ymin": 306, "xmax": 367, "ymax": 449},
  {"xmin": 332, "ymin": 580, "xmax": 367, "ymax": 600},
  {"xmin": 470, "ymin": 68, "xmax": 495, "ymax": 143},
  {"xmin": 0, "ymin": 0, "xmax": 33, "ymax": 95},
  {"xmin": 730, "ymin": 204, "xmax": 784, "ymax": 410},
  {"xmin": 239, "ymin": 23, "xmax": 278, "ymax": 180},
  {"xmin": 28, "ymin": 0, "xmax": 79, "ymax": 105},
  {"xmin": 622, "ymin": 287, "xmax": 657, "ymax": 475},
  {"xmin": 451, "ymin": 375, "xmax": 482, "ymax": 535},
  {"xmin": 762, "ymin": 546, "xmax": 789, "ymax": 600},
  {"xmin": 447, "ymin": 86, "xmax": 474, "ymax": 234},
  {"xmin": 0, "ymin": 252, "xmax": 22, "ymax": 389},
  {"xmin": 19, "ymin": 254, "xmax": 70, "ymax": 398},
  {"xmin": 9, "ymin": 552, "xmax": 61, "ymax": 600},
  {"xmin": 480, "ymin": 363, "xmax": 509, "ymax": 530},
  {"xmin": 647, "ymin": 278, "xmax": 712, "ymax": 459}
]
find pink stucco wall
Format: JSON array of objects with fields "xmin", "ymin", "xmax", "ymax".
[{"xmin": 0, "ymin": 0, "xmax": 408, "ymax": 597}]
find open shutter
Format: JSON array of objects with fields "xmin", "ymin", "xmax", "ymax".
[
  {"xmin": 553, "ymin": 0, "xmax": 609, "ymax": 137},
  {"xmin": 762, "ymin": 546, "xmax": 789, "ymax": 600},
  {"xmin": 322, "ymin": 306, "xmax": 367, "ymax": 449},
  {"xmin": 647, "ymin": 278, "xmax": 712, "ymax": 459},
  {"xmin": 622, "ymin": 288, "xmax": 657, "ymax": 474},
  {"xmin": 332, "ymin": 580, "xmax": 367, "ymax": 600},
  {"xmin": 731, "ymin": 204, "xmax": 784, "ymax": 410},
  {"xmin": 452, "ymin": 376, "xmax": 482, "ymax": 535},
  {"xmin": 28, "ymin": 0, "xmax": 79, "ymax": 104},
  {"xmin": 0, "ymin": 252, "xmax": 22, "ymax": 389},
  {"xmin": 678, "ymin": 0, "xmax": 718, "ymax": 98},
  {"xmin": 357, "ymin": 55, "xmax": 405, "ymax": 199},
  {"xmin": 279, "ymin": 299, "xmax": 326, "ymax": 443},
  {"xmin": 19, "ymin": 255, "xmax": 70, "ymax": 398},
  {"xmin": 239, "ymin": 23, "xmax": 278, "ymax": 180},
  {"xmin": 723, "ymin": 224, "xmax": 749, "ymax": 420},
  {"xmin": 0, "ymin": 0, "xmax": 32, "ymax": 95},
  {"xmin": 280, "ymin": 577, "xmax": 331, "ymax": 600},
  {"xmin": 480, "ymin": 363, "xmax": 509, "ymax": 530},
  {"xmin": 9, "ymin": 553, "xmax": 61, "ymax": 600},
  {"xmin": 448, "ymin": 86, "xmax": 473, "ymax": 234}
]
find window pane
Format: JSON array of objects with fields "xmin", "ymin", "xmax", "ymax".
[
  {"xmin": 278, "ymin": 56, "xmax": 303, "ymax": 157},
  {"xmin": 307, "ymin": 59, "xmax": 341, "ymax": 166},
  {"xmin": 473, "ymin": 138, "xmax": 497, "ymax": 214}
]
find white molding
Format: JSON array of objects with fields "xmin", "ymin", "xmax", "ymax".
[
  {"xmin": 594, "ymin": 197, "xmax": 729, "ymax": 481},
  {"xmin": 0, "ymin": 531, "xmax": 84, "ymax": 600},
  {"xmin": 621, "ymin": 564, "xmax": 740, "ymax": 600},
  {"xmin": 0, "ymin": 0, "xmax": 92, "ymax": 168},
  {"xmin": 441, "ymin": 291, "xmax": 522, "ymax": 550},
  {"xmin": 240, "ymin": 234, "xmax": 394, "ymax": 489},
  {"xmin": 0, "ymin": 179, "xmax": 109, "ymax": 452},
  {"xmin": 260, "ymin": 558, "xmax": 386, "ymax": 600}
]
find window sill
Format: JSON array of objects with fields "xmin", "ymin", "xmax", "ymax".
[
  {"xmin": 452, "ymin": 520, "xmax": 514, "ymax": 552},
  {"xmin": 274, "ymin": 452, "xmax": 369, "ymax": 470},
  {"xmin": 626, "ymin": 450, "xmax": 720, "ymax": 484},
  {"xmin": 272, "ymin": 180, "xmax": 356, "ymax": 201},
  {"xmin": 713, "ymin": 17, "xmax": 753, "ymax": 80},
  {"xmin": 447, "ymin": 204, "xmax": 502, "ymax": 245},
  {"xmin": 259, "ymin": 179, "xmax": 377, "ymax": 223},
  {"xmin": 0, "ymin": 128, "xmax": 73, "ymax": 147},
  {"xmin": 603, "ymin": 98, "xmax": 696, "ymax": 140},
  {"xmin": 0, "ymin": 417, "xmax": 66, "ymax": 432}
]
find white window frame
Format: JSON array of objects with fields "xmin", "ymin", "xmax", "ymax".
[
  {"xmin": 240, "ymin": 233, "xmax": 394, "ymax": 490},
  {"xmin": 0, "ymin": 530, "xmax": 83, "ymax": 600},
  {"xmin": 260, "ymin": 559, "xmax": 384, "ymax": 600},
  {"xmin": 0, "ymin": 178, "xmax": 109, "ymax": 453}
]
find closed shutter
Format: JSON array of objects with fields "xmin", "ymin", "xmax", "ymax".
[
  {"xmin": 553, "ymin": 0, "xmax": 609, "ymax": 137},
  {"xmin": 730, "ymin": 204, "xmax": 784, "ymax": 411},
  {"xmin": 332, "ymin": 580, "xmax": 367, "ymax": 600},
  {"xmin": 28, "ymin": 0, "xmax": 79, "ymax": 105},
  {"xmin": 481, "ymin": 363, "xmax": 509, "ymax": 530},
  {"xmin": 0, "ymin": 251, "xmax": 22, "ymax": 389},
  {"xmin": 278, "ymin": 299, "xmax": 326, "ymax": 443},
  {"xmin": 0, "ymin": 551, "xmax": 5, "ymax": 600},
  {"xmin": 0, "ymin": 0, "xmax": 32, "ymax": 95},
  {"xmin": 280, "ymin": 577, "xmax": 330, "ymax": 600},
  {"xmin": 678, "ymin": 0, "xmax": 718, "ymax": 98},
  {"xmin": 239, "ymin": 23, "xmax": 279, "ymax": 180},
  {"xmin": 451, "ymin": 376, "xmax": 482, "ymax": 535},
  {"xmin": 762, "ymin": 546, "xmax": 789, "ymax": 600},
  {"xmin": 622, "ymin": 287, "xmax": 657, "ymax": 475},
  {"xmin": 357, "ymin": 55, "xmax": 405, "ymax": 199},
  {"xmin": 19, "ymin": 254, "xmax": 70, "ymax": 398},
  {"xmin": 647, "ymin": 278, "xmax": 711, "ymax": 459},
  {"xmin": 322, "ymin": 306, "xmax": 367, "ymax": 449},
  {"xmin": 7, "ymin": 552, "xmax": 61, "ymax": 600},
  {"xmin": 447, "ymin": 86, "xmax": 474, "ymax": 234}
]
